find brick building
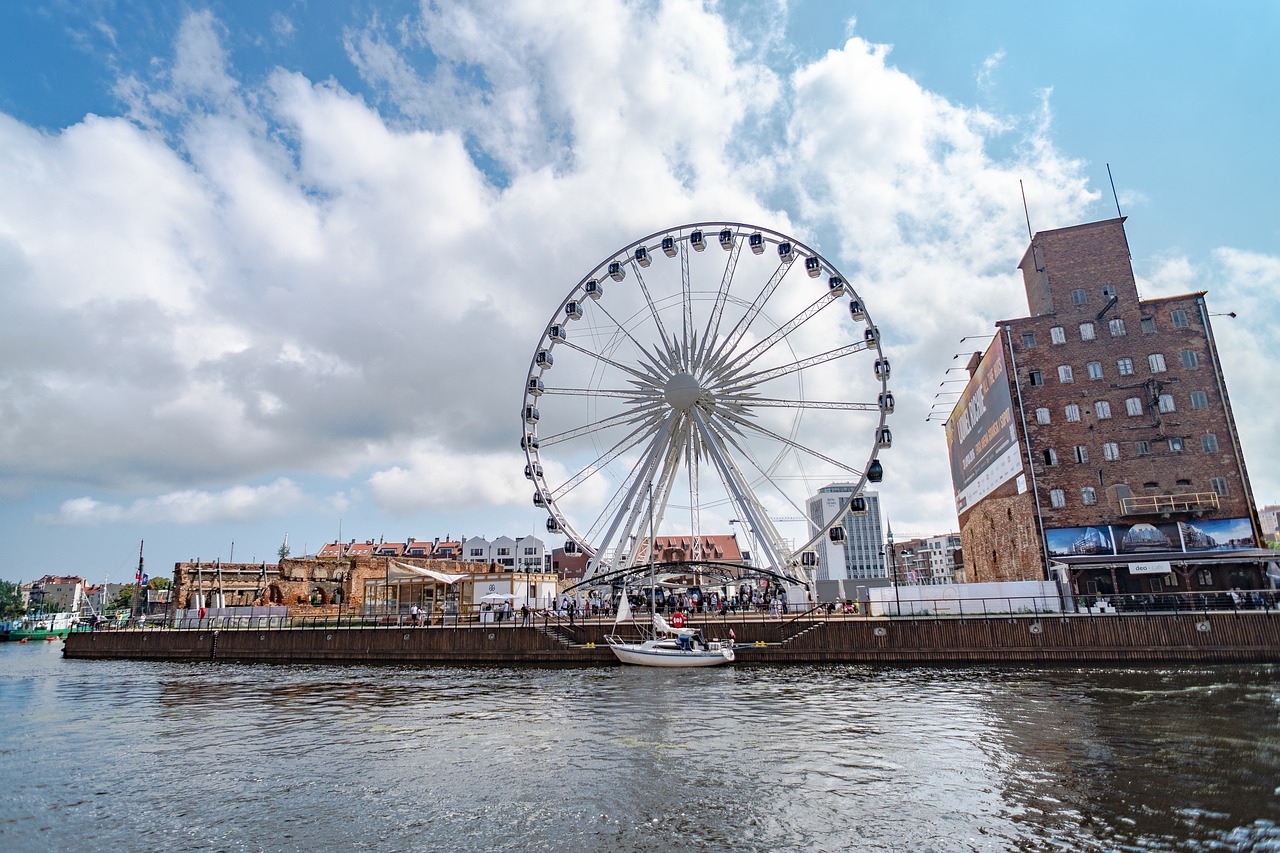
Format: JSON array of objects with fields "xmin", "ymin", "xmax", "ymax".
[{"xmin": 947, "ymin": 217, "xmax": 1273, "ymax": 599}]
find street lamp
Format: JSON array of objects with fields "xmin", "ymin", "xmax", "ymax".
[{"xmin": 885, "ymin": 526, "xmax": 901, "ymax": 617}]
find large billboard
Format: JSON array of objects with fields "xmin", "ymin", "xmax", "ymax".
[
  {"xmin": 946, "ymin": 338, "xmax": 1023, "ymax": 515},
  {"xmin": 1044, "ymin": 519, "xmax": 1258, "ymax": 559}
]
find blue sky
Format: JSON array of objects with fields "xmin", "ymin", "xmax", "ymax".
[{"xmin": 1, "ymin": 1, "xmax": 1276, "ymax": 584}]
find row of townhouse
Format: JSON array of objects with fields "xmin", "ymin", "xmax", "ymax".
[{"xmin": 317, "ymin": 535, "xmax": 549, "ymax": 572}]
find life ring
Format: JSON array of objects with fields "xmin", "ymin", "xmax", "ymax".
[{"xmin": 671, "ymin": 611, "xmax": 686, "ymax": 628}]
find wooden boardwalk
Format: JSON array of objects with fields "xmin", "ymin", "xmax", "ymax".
[{"xmin": 63, "ymin": 610, "xmax": 1280, "ymax": 665}]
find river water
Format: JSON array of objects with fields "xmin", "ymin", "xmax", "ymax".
[{"xmin": 2, "ymin": 642, "xmax": 1279, "ymax": 851}]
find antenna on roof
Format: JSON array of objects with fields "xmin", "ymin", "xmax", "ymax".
[
  {"xmin": 1106, "ymin": 163, "xmax": 1123, "ymax": 218},
  {"xmin": 1019, "ymin": 180, "xmax": 1034, "ymax": 241}
]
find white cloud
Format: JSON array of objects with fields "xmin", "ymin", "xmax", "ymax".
[
  {"xmin": 11, "ymin": 0, "xmax": 1253, "ymax": 551},
  {"xmin": 45, "ymin": 478, "xmax": 308, "ymax": 526},
  {"xmin": 367, "ymin": 444, "xmax": 530, "ymax": 512}
]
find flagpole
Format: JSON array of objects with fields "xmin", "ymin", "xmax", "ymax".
[{"xmin": 131, "ymin": 539, "xmax": 144, "ymax": 621}]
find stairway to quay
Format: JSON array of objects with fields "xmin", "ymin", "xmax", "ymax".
[{"xmin": 63, "ymin": 608, "xmax": 1280, "ymax": 666}]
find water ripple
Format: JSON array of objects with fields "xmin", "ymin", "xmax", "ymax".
[{"xmin": 3, "ymin": 645, "xmax": 1280, "ymax": 850}]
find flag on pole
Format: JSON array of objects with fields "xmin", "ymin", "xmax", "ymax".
[{"xmin": 136, "ymin": 572, "xmax": 149, "ymax": 585}]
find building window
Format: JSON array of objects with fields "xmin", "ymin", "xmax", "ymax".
[
  {"xmin": 1202, "ymin": 434, "xmax": 1219, "ymax": 453},
  {"xmin": 1171, "ymin": 309, "xmax": 1189, "ymax": 328},
  {"xmin": 1117, "ymin": 357, "xmax": 1134, "ymax": 376},
  {"xmin": 1065, "ymin": 404, "xmax": 1081, "ymax": 422},
  {"xmin": 1136, "ymin": 440, "xmax": 1153, "ymax": 456},
  {"xmin": 1210, "ymin": 477, "xmax": 1229, "ymax": 497},
  {"xmin": 1018, "ymin": 332, "xmax": 1036, "ymax": 350},
  {"xmin": 1071, "ymin": 289, "xmax": 1087, "ymax": 306},
  {"xmin": 470, "ymin": 548, "xmax": 484, "ymax": 557},
  {"xmin": 1050, "ymin": 326, "xmax": 1066, "ymax": 345},
  {"xmin": 1158, "ymin": 394, "xmax": 1176, "ymax": 413},
  {"xmin": 1102, "ymin": 285, "xmax": 1117, "ymax": 300},
  {"xmin": 1095, "ymin": 401, "xmax": 1112, "ymax": 419},
  {"xmin": 1141, "ymin": 317, "xmax": 1156, "ymax": 334},
  {"xmin": 1149, "ymin": 353, "xmax": 1167, "ymax": 373},
  {"xmin": 1126, "ymin": 397, "xmax": 1144, "ymax": 416},
  {"xmin": 1168, "ymin": 437, "xmax": 1184, "ymax": 453},
  {"xmin": 1080, "ymin": 322, "xmax": 1096, "ymax": 341},
  {"xmin": 1087, "ymin": 361, "xmax": 1104, "ymax": 380},
  {"xmin": 524, "ymin": 547, "xmax": 537, "ymax": 555},
  {"xmin": 1058, "ymin": 365, "xmax": 1074, "ymax": 383},
  {"xmin": 497, "ymin": 547, "xmax": 511, "ymax": 556},
  {"xmin": 1190, "ymin": 390, "xmax": 1209, "ymax": 410},
  {"xmin": 1103, "ymin": 442, "xmax": 1120, "ymax": 461},
  {"xmin": 1050, "ymin": 489, "xmax": 1066, "ymax": 508},
  {"xmin": 1109, "ymin": 318, "xmax": 1126, "ymax": 337},
  {"xmin": 1043, "ymin": 448, "xmax": 1058, "ymax": 466},
  {"xmin": 1081, "ymin": 487, "xmax": 1097, "ymax": 506},
  {"xmin": 1035, "ymin": 407, "xmax": 1051, "ymax": 424},
  {"xmin": 1028, "ymin": 370, "xmax": 1043, "ymax": 386},
  {"xmin": 1181, "ymin": 349, "xmax": 1199, "ymax": 369},
  {"xmin": 1074, "ymin": 445, "xmax": 1089, "ymax": 464},
  {"xmin": 1197, "ymin": 569, "xmax": 1213, "ymax": 586}
]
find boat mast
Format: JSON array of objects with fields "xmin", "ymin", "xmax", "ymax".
[
  {"xmin": 130, "ymin": 539, "xmax": 144, "ymax": 619},
  {"xmin": 648, "ymin": 483, "xmax": 656, "ymax": 625}
]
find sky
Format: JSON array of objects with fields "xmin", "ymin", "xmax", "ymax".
[{"xmin": 1, "ymin": 0, "xmax": 1276, "ymax": 585}]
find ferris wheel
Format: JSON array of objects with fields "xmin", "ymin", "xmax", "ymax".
[{"xmin": 521, "ymin": 222, "xmax": 892, "ymax": 589}]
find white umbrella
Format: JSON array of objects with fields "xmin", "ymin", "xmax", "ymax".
[{"xmin": 480, "ymin": 592, "xmax": 514, "ymax": 603}]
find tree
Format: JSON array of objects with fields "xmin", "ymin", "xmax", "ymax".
[
  {"xmin": 0, "ymin": 581, "xmax": 23, "ymax": 620},
  {"xmin": 277, "ymin": 537, "xmax": 291, "ymax": 560},
  {"xmin": 109, "ymin": 588, "xmax": 136, "ymax": 610},
  {"xmin": 148, "ymin": 577, "xmax": 171, "ymax": 590}
]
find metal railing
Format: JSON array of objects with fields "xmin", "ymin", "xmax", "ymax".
[
  {"xmin": 1119, "ymin": 491, "xmax": 1220, "ymax": 516},
  {"xmin": 85, "ymin": 588, "xmax": 1280, "ymax": 632}
]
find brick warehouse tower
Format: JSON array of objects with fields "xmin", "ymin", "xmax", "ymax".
[{"xmin": 947, "ymin": 217, "xmax": 1274, "ymax": 600}]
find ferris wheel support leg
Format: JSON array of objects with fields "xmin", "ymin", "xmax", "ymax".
[
  {"xmin": 690, "ymin": 409, "xmax": 790, "ymax": 576},
  {"xmin": 584, "ymin": 413, "xmax": 678, "ymax": 585}
]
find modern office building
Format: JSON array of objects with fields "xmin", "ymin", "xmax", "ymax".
[
  {"xmin": 806, "ymin": 484, "xmax": 885, "ymax": 582},
  {"xmin": 946, "ymin": 217, "xmax": 1273, "ymax": 598}
]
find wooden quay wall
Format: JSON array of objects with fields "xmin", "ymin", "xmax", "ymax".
[{"xmin": 64, "ymin": 610, "xmax": 1280, "ymax": 665}]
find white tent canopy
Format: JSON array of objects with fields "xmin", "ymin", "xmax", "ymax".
[{"xmin": 390, "ymin": 561, "xmax": 469, "ymax": 585}]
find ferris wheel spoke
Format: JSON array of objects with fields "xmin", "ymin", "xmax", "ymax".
[
  {"xmin": 713, "ymin": 341, "xmax": 874, "ymax": 393},
  {"xmin": 690, "ymin": 409, "xmax": 791, "ymax": 572},
  {"xmin": 585, "ymin": 412, "xmax": 679, "ymax": 582},
  {"xmin": 719, "ymin": 290, "xmax": 842, "ymax": 377},
  {"xmin": 705, "ymin": 260, "xmax": 792, "ymax": 370},
  {"xmin": 540, "ymin": 386, "xmax": 662, "ymax": 403},
  {"xmin": 680, "ymin": 236, "xmax": 693, "ymax": 368},
  {"xmin": 711, "ymin": 408, "xmax": 865, "ymax": 478},
  {"xmin": 547, "ymin": 414, "xmax": 668, "ymax": 504},
  {"xmin": 695, "ymin": 239, "xmax": 742, "ymax": 368},
  {"xmin": 624, "ymin": 430, "xmax": 688, "ymax": 567},
  {"xmin": 555, "ymin": 339, "xmax": 659, "ymax": 385},
  {"xmin": 539, "ymin": 403, "xmax": 665, "ymax": 448},
  {"xmin": 718, "ymin": 396, "xmax": 882, "ymax": 413},
  {"xmin": 629, "ymin": 264, "xmax": 677, "ymax": 365},
  {"xmin": 699, "ymin": 416, "xmax": 814, "ymax": 523}
]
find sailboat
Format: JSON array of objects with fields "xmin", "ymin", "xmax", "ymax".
[
  {"xmin": 605, "ymin": 594, "xmax": 735, "ymax": 666},
  {"xmin": 603, "ymin": 490, "xmax": 734, "ymax": 666}
]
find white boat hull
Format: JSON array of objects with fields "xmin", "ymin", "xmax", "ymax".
[{"xmin": 606, "ymin": 638, "xmax": 735, "ymax": 667}]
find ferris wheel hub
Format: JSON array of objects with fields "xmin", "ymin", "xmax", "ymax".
[{"xmin": 663, "ymin": 372, "xmax": 703, "ymax": 411}]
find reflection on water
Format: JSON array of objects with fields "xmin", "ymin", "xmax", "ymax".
[{"xmin": 2, "ymin": 642, "xmax": 1279, "ymax": 851}]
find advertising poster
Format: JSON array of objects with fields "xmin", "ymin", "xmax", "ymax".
[
  {"xmin": 1112, "ymin": 522, "xmax": 1183, "ymax": 555},
  {"xmin": 1044, "ymin": 526, "xmax": 1115, "ymax": 558},
  {"xmin": 947, "ymin": 338, "xmax": 1023, "ymax": 515},
  {"xmin": 1179, "ymin": 518, "xmax": 1257, "ymax": 551}
]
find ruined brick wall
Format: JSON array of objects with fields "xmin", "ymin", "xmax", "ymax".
[
  {"xmin": 959, "ymin": 488, "xmax": 1044, "ymax": 583},
  {"xmin": 171, "ymin": 555, "xmax": 488, "ymax": 612}
]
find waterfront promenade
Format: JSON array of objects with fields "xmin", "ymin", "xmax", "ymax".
[{"xmin": 64, "ymin": 604, "xmax": 1280, "ymax": 665}]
